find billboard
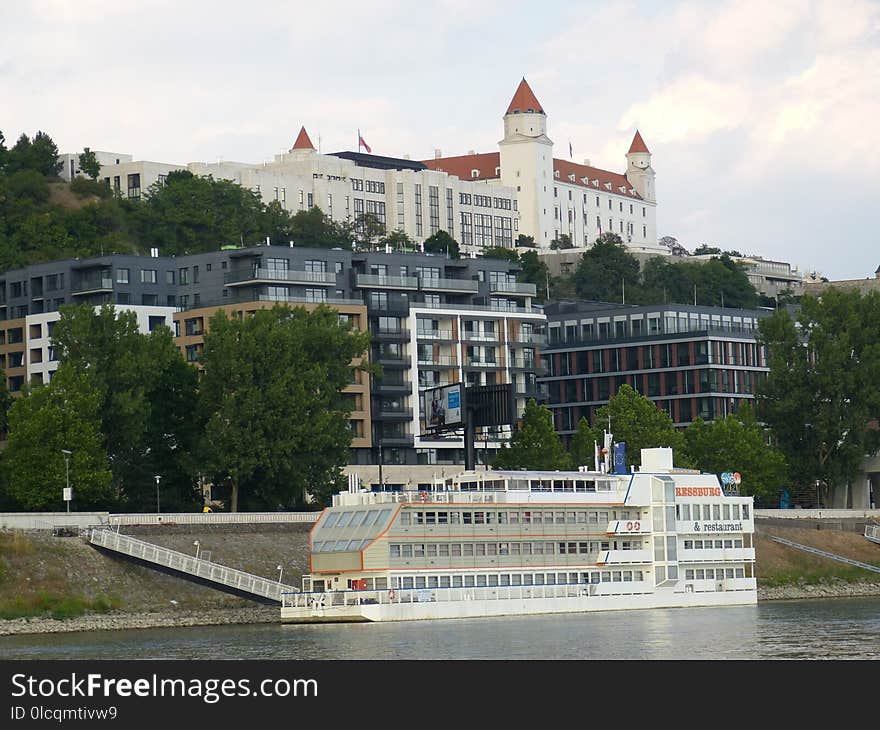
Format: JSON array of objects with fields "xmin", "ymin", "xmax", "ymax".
[{"xmin": 421, "ymin": 384, "xmax": 463, "ymax": 434}]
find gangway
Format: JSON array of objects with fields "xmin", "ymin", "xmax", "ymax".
[
  {"xmin": 866, "ymin": 524, "xmax": 880, "ymax": 546},
  {"xmin": 88, "ymin": 528, "xmax": 297, "ymax": 602},
  {"xmin": 769, "ymin": 535, "xmax": 880, "ymax": 574}
]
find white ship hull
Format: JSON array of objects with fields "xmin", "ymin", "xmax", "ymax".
[{"xmin": 281, "ymin": 583, "xmax": 758, "ymax": 624}]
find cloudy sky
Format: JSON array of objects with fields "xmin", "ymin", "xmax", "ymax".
[{"xmin": 2, "ymin": 0, "xmax": 878, "ymax": 280}]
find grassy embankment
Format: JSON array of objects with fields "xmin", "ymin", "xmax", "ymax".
[{"xmin": 0, "ymin": 522, "xmax": 878, "ymax": 622}]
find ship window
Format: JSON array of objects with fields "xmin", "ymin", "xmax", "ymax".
[
  {"xmin": 452, "ymin": 576, "xmax": 463, "ymax": 587},
  {"xmin": 600, "ymin": 541, "xmax": 610, "ymax": 551},
  {"xmin": 336, "ymin": 512, "xmax": 354, "ymax": 527},
  {"xmin": 685, "ymin": 569, "xmax": 695, "ymax": 580},
  {"xmin": 695, "ymin": 569, "xmax": 705, "ymax": 579},
  {"xmin": 334, "ymin": 540, "xmax": 349, "ymax": 550},
  {"xmin": 550, "ymin": 512, "xmax": 561, "ymax": 524},
  {"xmin": 522, "ymin": 574, "xmax": 533, "ymax": 585},
  {"xmin": 531, "ymin": 511, "xmax": 542, "ymax": 524},
  {"xmin": 742, "ymin": 504, "xmax": 750, "ymax": 519},
  {"xmin": 704, "ymin": 569, "xmax": 714, "ymax": 579},
  {"xmin": 702, "ymin": 504, "xmax": 712, "ymax": 520},
  {"xmin": 475, "ymin": 544, "xmax": 486, "ymax": 556},
  {"xmin": 612, "ymin": 571, "xmax": 622, "ymax": 582},
  {"xmin": 449, "ymin": 512, "xmax": 460, "ymax": 524},
  {"xmin": 724, "ymin": 539, "xmax": 733, "ymax": 549},
  {"xmin": 694, "ymin": 540, "xmax": 703, "ymax": 549},
  {"xmin": 588, "ymin": 511, "xmax": 599, "ymax": 524},
  {"xmin": 565, "ymin": 511, "xmax": 576, "ymax": 524},
  {"xmin": 485, "ymin": 512, "xmax": 495, "ymax": 524},
  {"xmin": 500, "ymin": 574, "xmax": 510, "ymax": 586},
  {"xmin": 425, "ymin": 512, "xmax": 436, "ymax": 525},
  {"xmin": 734, "ymin": 539, "xmax": 743, "ymax": 548},
  {"xmin": 402, "ymin": 577, "xmax": 414, "ymax": 589},
  {"xmin": 476, "ymin": 575, "xmax": 487, "ymax": 587},
  {"xmin": 546, "ymin": 573, "xmax": 557, "ymax": 585},
  {"xmin": 415, "ymin": 512, "xmax": 424, "ymax": 525},
  {"xmin": 463, "ymin": 544, "xmax": 474, "ymax": 556},
  {"xmin": 509, "ymin": 511, "xmax": 519, "ymax": 524},
  {"xmin": 732, "ymin": 504, "xmax": 740, "ymax": 520},
  {"xmin": 377, "ymin": 509, "xmax": 392, "ymax": 524},
  {"xmin": 715, "ymin": 540, "xmax": 724, "ymax": 548},
  {"xmin": 713, "ymin": 504, "xmax": 721, "ymax": 520},
  {"xmin": 474, "ymin": 511, "xmax": 485, "ymax": 524},
  {"xmin": 521, "ymin": 543, "xmax": 532, "ymax": 555},
  {"xmin": 451, "ymin": 544, "xmax": 462, "ymax": 557},
  {"xmin": 401, "ymin": 545, "xmax": 413, "ymax": 558},
  {"xmin": 462, "ymin": 512, "xmax": 473, "ymax": 525},
  {"xmin": 390, "ymin": 545, "xmax": 401, "ymax": 558},
  {"xmin": 426, "ymin": 544, "xmax": 437, "ymax": 557},
  {"xmin": 464, "ymin": 575, "xmax": 475, "ymax": 587},
  {"xmin": 427, "ymin": 576, "xmax": 439, "ymax": 588},
  {"xmin": 723, "ymin": 504, "xmax": 731, "ymax": 520},
  {"xmin": 486, "ymin": 543, "xmax": 497, "ymax": 556},
  {"xmin": 726, "ymin": 568, "xmax": 735, "ymax": 578},
  {"xmin": 439, "ymin": 576, "xmax": 450, "ymax": 588},
  {"xmin": 681, "ymin": 504, "xmax": 691, "ymax": 521},
  {"xmin": 350, "ymin": 511, "xmax": 367, "ymax": 527},
  {"xmin": 363, "ymin": 510, "xmax": 381, "ymax": 526},
  {"xmin": 347, "ymin": 540, "xmax": 364, "ymax": 550},
  {"xmin": 576, "ymin": 512, "xmax": 587, "ymax": 524},
  {"xmin": 324, "ymin": 513, "xmax": 340, "ymax": 528},
  {"xmin": 735, "ymin": 568, "xmax": 744, "ymax": 578},
  {"xmin": 497, "ymin": 512, "xmax": 508, "ymax": 524},
  {"xmin": 578, "ymin": 542, "xmax": 590, "ymax": 554},
  {"xmin": 510, "ymin": 543, "xmax": 520, "ymax": 555},
  {"xmin": 437, "ymin": 512, "xmax": 448, "ymax": 525},
  {"xmin": 312, "ymin": 541, "xmax": 324, "ymax": 552},
  {"xmin": 498, "ymin": 543, "xmax": 509, "ymax": 555},
  {"xmin": 684, "ymin": 540, "xmax": 693, "ymax": 550},
  {"xmin": 511, "ymin": 574, "xmax": 522, "ymax": 586},
  {"xmin": 534, "ymin": 573, "xmax": 544, "ymax": 585},
  {"xmin": 533, "ymin": 542, "xmax": 544, "ymax": 555},
  {"xmin": 413, "ymin": 544, "xmax": 425, "ymax": 557}
]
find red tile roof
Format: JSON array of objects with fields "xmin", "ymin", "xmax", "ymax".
[
  {"xmin": 422, "ymin": 152, "xmax": 501, "ymax": 181},
  {"xmin": 291, "ymin": 126, "xmax": 315, "ymax": 151},
  {"xmin": 628, "ymin": 130, "xmax": 650, "ymax": 154},
  {"xmin": 422, "ymin": 151, "xmax": 641, "ymax": 199},
  {"xmin": 506, "ymin": 78, "xmax": 544, "ymax": 114}
]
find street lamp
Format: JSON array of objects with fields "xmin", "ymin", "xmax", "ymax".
[
  {"xmin": 154, "ymin": 475, "xmax": 162, "ymax": 513},
  {"xmin": 277, "ymin": 564, "xmax": 284, "ymax": 585},
  {"xmin": 193, "ymin": 540, "xmax": 200, "ymax": 560},
  {"xmin": 816, "ymin": 479, "xmax": 821, "ymax": 512},
  {"xmin": 61, "ymin": 449, "xmax": 72, "ymax": 513}
]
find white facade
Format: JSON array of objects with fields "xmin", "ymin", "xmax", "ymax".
[
  {"xmin": 99, "ymin": 160, "xmax": 183, "ymax": 200},
  {"xmin": 24, "ymin": 306, "xmax": 175, "ymax": 384},
  {"xmin": 188, "ymin": 144, "xmax": 520, "ymax": 256},
  {"xmin": 58, "ymin": 151, "xmax": 134, "ymax": 181},
  {"xmin": 425, "ymin": 80, "xmax": 666, "ymax": 255}
]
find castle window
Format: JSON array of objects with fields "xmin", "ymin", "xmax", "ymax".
[{"xmin": 471, "ymin": 169, "xmax": 479, "ymax": 178}]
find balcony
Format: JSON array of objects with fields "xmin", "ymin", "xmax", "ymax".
[
  {"xmin": 462, "ymin": 331, "xmax": 500, "ymax": 343},
  {"xmin": 224, "ymin": 268, "xmax": 337, "ymax": 286},
  {"xmin": 72, "ymin": 276, "xmax": 113, "ymax": 295},
  {"xmin": 596, "ymin": 549, "xmax": 653, "ymax": 565},
  {"xmin": 419, "ymin": 277, "xmax": 479, "ymax": 293},
  {"xmin": 513, "ymin": 332, "xmax": 548, "ymax": 346},
  {"xmin": 465, "ymin": 358, "xmax": 500, "ymax": 369},
  {"xmin": 416, "ymin": 329, "xmax": 454, "ymax": 341},
  {"xmin": 488, "ymin": 281, "xmax": 537, "ymax": 297},
  {"xmin": 374, "ymin": 406, "xmax": 413, "ymax": 421},
  {"xmin": 417, "ymin": 355, "xmax": 458, "ymax": 368},
  {"xmin": 373, "ymin": 328, "xmax": 410, "ymax": 342},
  {"xmin": 514, "ymin": 384, "xmax": 549, "ymax": 400},
  {"xmin": 356, "ymin": 274, "xmax": 419, "ymax": 290}
]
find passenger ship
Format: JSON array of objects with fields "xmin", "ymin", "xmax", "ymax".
[{"xmin": 280, "ymin": 442, "xmax": 757, "ymax": 623}]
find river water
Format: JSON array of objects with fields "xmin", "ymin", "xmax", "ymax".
[{"xmin": 2, "ymin": 596, "xmax": 879, "ymax": 660}]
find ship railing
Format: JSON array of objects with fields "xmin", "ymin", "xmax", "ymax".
[{"xmin": 283, "ymin": 582, "xmax": 606, "ymax": 609}]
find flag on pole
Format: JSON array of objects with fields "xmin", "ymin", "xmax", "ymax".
[
  {"xmin": 358, "ymin": 129, "xmax": 372, "ymax": 154},
  {"xmin": 569, "ymin": 140, "xmax": 573, "ymax": 159}
]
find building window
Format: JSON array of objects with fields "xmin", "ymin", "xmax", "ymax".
[
  {"xmin": 141, "ymin": 269, "xmax": 157, "ymax": 284},
  {"xmin": 116, "ymin": 268, "xmax": 129, "ymax": 284},
  {"xmin": 179, "ymin": 268, "xmax": 189, "ymax": 285},
  {"xmin": 127, "ymin": 173, "xmax": 141, "ymax": 200}
]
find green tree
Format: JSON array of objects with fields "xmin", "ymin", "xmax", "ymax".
[
  {"xmin": 516, "ymin": 234, "xmax": 536, "ymax": 248},
  {"xmin": 382, "ymin": 228, "xmax": 417, "ymax": 253},
  {"xmin": 756, "ymin": 289, "xmax": 880, "ymax": 500},
  {"xmin": 518, "ymin": 250, "xmax": 550, "ymax": 301},
  {"xmin": 480, "ymin": 246, "xmax": 519, "ymax": 263},
  {"xmin": 2, "ymin": 367, "xmax": 112, "ymax": 510},
  {"xmin": 568, "ymin": 416, "xmax": 600, "ymax": 469},
  {"xmin": 5, "ymin": 131, "xmax": 62, "ymax": 177},
  {"xmin": 492, "ymin": 399, "xmax": 569, "ymax": 470},
  {"xmin": 423, "ymin": 230, "xmax": 460, "ymax": 258},
  {"xmin": 78, "ymin": 147, "xmax": 101, "ymax": 180},
  {"xmin": 593, "ymin": 384, "xmax": 686, "ymax": 468},
  {"xmin": 573, "ymin": 233, "xmax": 640, "ymax": 302},
  {"xmin": 0, "ymin": 130, "xmax": 7, "ymax": 172},
  {"xmin": 550, "ymin": 233, "xmax": 573, "ymax": 249},
  {"xmin": 353, "ymin": 212, "xmax": 385, "ymax": 250},
  {"xmin": 684, "ymin": 406, "xmax": 788, "ymax": 501},
  {"xmin": 693, "ymin": 244, "xmax": 721, "ymax": 255},
  {"xmin": 50, "ymin": 304, "xmax": 200, "ymax": 510},
  {"xmin": 197, "ymin": 305, "xmax": 371, "ymax": 510}
]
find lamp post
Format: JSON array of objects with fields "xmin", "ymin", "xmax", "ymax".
[
  {"xmin": 154, "ymin": 475, "xmax": 162, "ymax": 513},
  {"xmin": 277, "ymin": 565, "xmax": 284, "ymax": 585},
  {"xmin": 193, "ymin": 540, "xmax": 200, "ymax": 560},
  {"xmin": 61, "ymin": 449, "xmax": 72, "ymax": 513},
  {"xmin": 816, "ymin": 479, "xmax": 821, "ymax": 512}
]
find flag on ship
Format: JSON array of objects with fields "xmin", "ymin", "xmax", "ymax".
[{"xmin": 358, "ymin": 130, "xmax": 371, "ymax": 153}]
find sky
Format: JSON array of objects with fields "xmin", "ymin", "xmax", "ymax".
[{"xmin": 2, "ymin": 0, "xmax": 879, "ymax": 281}]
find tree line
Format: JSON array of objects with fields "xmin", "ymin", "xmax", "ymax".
[{"xmin": 0, "ymin": 303, "xmax": 371, "ymax": 513}]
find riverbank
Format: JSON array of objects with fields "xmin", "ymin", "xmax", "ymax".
[{"xmin": 1, "ymin": 521, "xmax": 878, "ymax": 637}]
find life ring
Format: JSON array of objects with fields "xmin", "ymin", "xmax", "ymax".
[
  {"xmin": 419, "ymin": 491, "xmax": 428, "ymax": 502},
  {"xmin": 388, "ymin": 590, "xmax": 396, "ymax": 601}
]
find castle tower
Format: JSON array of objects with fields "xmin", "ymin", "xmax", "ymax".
[
  {"xmin": 498, "ymin": 78, "xmax": 555, "ymax": 247},
  {"xmin": 625, "ymin": 130, "xmax": 655, "ymax": 203}
]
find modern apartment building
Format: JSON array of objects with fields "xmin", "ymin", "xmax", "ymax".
[
  {"xmin": 0, "ymin": 246, "xmax": 547, "ymax": 486},
  {"xmin": 539, "ymin": 301, "xmax": 771, "ymax": 436}
]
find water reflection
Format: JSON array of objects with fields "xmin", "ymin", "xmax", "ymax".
[{"xmin": 1, "ymin": 597, "xmax": 878, "ymax": 660}]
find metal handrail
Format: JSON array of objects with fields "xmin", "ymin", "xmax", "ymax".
[{"xmin": 88, "ymin": 529, "xmax": 297, "ymax": 601}]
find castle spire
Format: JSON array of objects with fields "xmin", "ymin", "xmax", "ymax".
[
  {"xmin": 290, "ymin": 126, "xmax": 315, "ymax": 151},
  {"xmin": 506, "ymin": 78, "xmax": 544, "ymax": 115},
  {"xmin": 628, "ymin": 130, "xmax": 650, "ymax": 154}
]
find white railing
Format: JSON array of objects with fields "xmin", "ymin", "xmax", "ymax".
[
  {"xmin": 864, "ymin": 524, "xmax": 880, "ymax": 544},
  {"xmin": 108, "ymin": 512, "xmax": 319, "ymax": 527},
  {"xmin": 88, "ymin": 529, "xmax": 297, "ymax": 602}
]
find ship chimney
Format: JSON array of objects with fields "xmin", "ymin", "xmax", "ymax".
[{"xmin": 434, "ymin": 149, "xmax": 442, "ymax": 159}]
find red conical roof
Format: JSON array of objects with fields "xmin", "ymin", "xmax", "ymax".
[
  {"xmin": 506, "ymin": 78, "xmax": 544, "ymax": 114},
  {"xmin": 628, "ymin": 130, "xmax": 650, "ymax": 154},
  {"xmin": 291, "ymin": 126, "xmax": 315, "ymax": 151}
]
